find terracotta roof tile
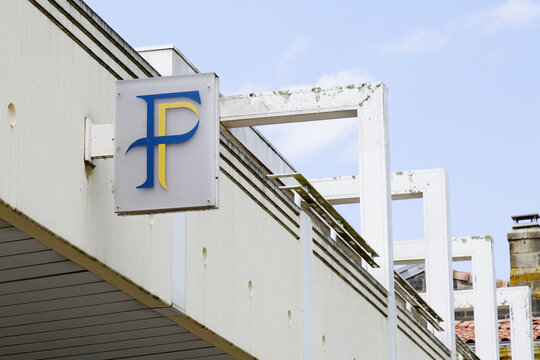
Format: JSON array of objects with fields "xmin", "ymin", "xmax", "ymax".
[{"xmin": 455, "ymin": 317, "xmax": 540, "ymax": 343}]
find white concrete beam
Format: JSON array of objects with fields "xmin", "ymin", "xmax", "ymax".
[
  {"xmin": 356, "ymin": 84, "xmax": 393, "ymax": 287},
  {"xmin": 455, "ymin": 287, "xmax": 533, "ymax": 360},
  {"xmin": 357, "ymin": 84, "xmax": 396, "ymax": 360},
  {"xmin": 394, "ymin": 169, "xmax": 455, "ymax": 357},
  {"xmin": 393, "ymin": 240, "xmax": 426, "ymax": 265},
  {"xmin": 308, "ymin": 173, "xmax": 423, "ymax": 205},
  {"xmin": 309, "ymin": 176, "xmax": 361, "ymax": 205},
  {"xmin": 498, "ymin": 286, "xmax": 534, "ymax": 360},
  {"xmin": 395, "ymin": 237, "xmax": 499, "ymax": 359},
  {"xmin": 453, "ymin": 236, "xmax": 499, "ymax": 360},
  {"xmin": 220, "ymin": 83, "xmax": 381, "ymax": 128}
]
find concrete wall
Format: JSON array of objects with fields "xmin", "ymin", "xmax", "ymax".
[
  {"xmin": 0, "ymin": 1, "xmax": 458, "ymax": 359},
  {"xmin": 397, "ymin": 306, "xmax": 450, "ymax": 360},
  {"xmin": 184, "ymin": 138, "xmax": 303, "ymax": 358},
  {"xmin": 0, "ymin": 0, "xmax": 173, "ymax": 304},
  {"xmin": 311, "ymin": 228, "xmax": 390, "ymax": 359}
]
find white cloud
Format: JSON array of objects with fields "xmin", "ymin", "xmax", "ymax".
[
  {"xmin": 381, "ymin": 29, "xmax": 449, "ymax": 55},
  {"xmin": 280, "ymin": 68, "xmax": 376, "ymax": 91},
  {"xmin": 226, "ymin": 82, "xmax": 269, "ymax": 96},
  {"xmin": 257, "ymin": 118, "xmax": 357, "ymax": 163},
  {"xmin": 338, "ymin": 136, "xmax": 359, "ymax": 163},
  {"xmin": 470, "ymin": 0, "xmax": 540, "ymax": 33},
  {"xmin": 279, "ymin": 36, "xmax": 309, "ymax": 73},
  {"xmin": 315, "ymin": 68, "xmax": 376, "ymax": 87},
  {"xmin": 380, "ymin": 0, "xmax": 540, "ymax": 55}
]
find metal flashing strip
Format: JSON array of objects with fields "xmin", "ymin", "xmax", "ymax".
[
  {"xmin": 28, "ymin": 0, "xmax": 160, "ymax": 81},
  {"xmin": 268, "ymin": 173, "xmax": 379, "ymax": 268},
  {"xmin": 394, "ymin": 272, "xmax": 444, "ymax": 331},
  {"xmin": 28, "ymin": 0, "xmax": 122, "ymax": 80},
  {"xmin": 47, "ymin": 0, "xmax": 139, "ymax": 79},
  {"xmin": 395, "ymin": 306, "xmax": 450, "ymax": 359},
  {"xmin": 68, "ymin": 0, "xmax": 159, "ymax": 77},
  {"xmin": 312, "ymin": 242, "xmax": 388, "ymax": 316},
  {"xmin": 456, "ymin": 335, "xmax": 481, "ymax": 360}
]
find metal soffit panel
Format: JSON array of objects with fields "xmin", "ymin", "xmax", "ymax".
[{"xmin": 0, "ymin": 219, "xmax": 232, "ymax": 360}]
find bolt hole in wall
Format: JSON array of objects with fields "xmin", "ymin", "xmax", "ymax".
[
  {"xmin": 248, "ymin": 280, "xmax": 253, "ymax": 299},
  {"xmin": 202, "ymin": 247, "xmax": 208, "ymax": 266},
  {"xmin": 8, "ymin": 103, "xmax": 16, "ymax": 127},
  {"xmin": 287, "ymin": 310, "xmax": 292, "ymax": 327},
  {"xmin": 322, "ymin": 335, "xmax": 326, "ymax": 351}
]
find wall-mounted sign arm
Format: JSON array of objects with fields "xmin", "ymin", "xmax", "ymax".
[{"xmin": 84, "ymin": 117, "xmax": 115, "ymax": 167}]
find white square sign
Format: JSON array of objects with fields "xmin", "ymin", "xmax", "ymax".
[{"xmin": 115, "ymin": 73, "xmax": 219, "ymax": 215}]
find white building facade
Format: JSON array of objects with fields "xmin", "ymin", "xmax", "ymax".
[{"xmin": 0, "ymin": 1, "xmax": 479, "ymax": 359}]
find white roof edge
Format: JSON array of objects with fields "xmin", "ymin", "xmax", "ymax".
[
  {"xmin": 134, "ymin": 44, "xmax": 176, "ymax": 52},
  {"xmin": 135, "ymin": 44, "xmax": 199, "ymax": 74}
]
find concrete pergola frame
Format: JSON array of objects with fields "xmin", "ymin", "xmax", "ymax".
[
  {"xmin": 397, "ymin": 236, "xmax": 534, "ymax": 360},
  {"xmin": 394, "ymin": 236, "xmax": 499, "ymax": 359},
  {"xmin": 454, "ymin": 286, "xmax": 533, "ymax": 360},
  {"xmin": 310, "ymin": 169, "xmax": 455, "ymax": 357},
  {"xmin": 451, "ymin": 236, "xmax": 499, "ymax": 359},
  {"xmin": 221, "ymin": 83, "xmax": 397, "ymax": 359}
]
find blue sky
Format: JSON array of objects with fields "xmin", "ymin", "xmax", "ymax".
[{"xmin": 87, "ymin": 0, "xmax": 540, "ymax": 280}]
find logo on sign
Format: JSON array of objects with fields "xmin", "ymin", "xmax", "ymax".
[{"xmin": 126, "ymin": 91, "xmax": 200, "ymax": 190}]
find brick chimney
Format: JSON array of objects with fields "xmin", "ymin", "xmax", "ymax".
[{"xmin": 508, "ymin": 214, "xmax": 540, "ymax": 316}]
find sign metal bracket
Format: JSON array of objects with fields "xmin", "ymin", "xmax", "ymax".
[{"xmin": 84, "ymin": 117, "xmax": 114, "ymax": 167}]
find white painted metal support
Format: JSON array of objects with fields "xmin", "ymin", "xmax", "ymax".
[
  {"xmin": 454, "ymin": 286, "xmax": 533, "ymax": 360},
  {"xmin": 223, "ymin": 83, "xmax": 396, "ymax": 359},
  {"xmin": 84, "ymin": 117, "xmax": 114, "ymax": 167},
  {"xmin": 171, "ymin": 213, "xmax": 187, "ymax": 312},
  {"xmin": 311, "ymin": 169, "xmax": 455, "ymax": 358},
  {"xmin": 300, "ymin": 210, "xmax": 312, "ymax": 360}
]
